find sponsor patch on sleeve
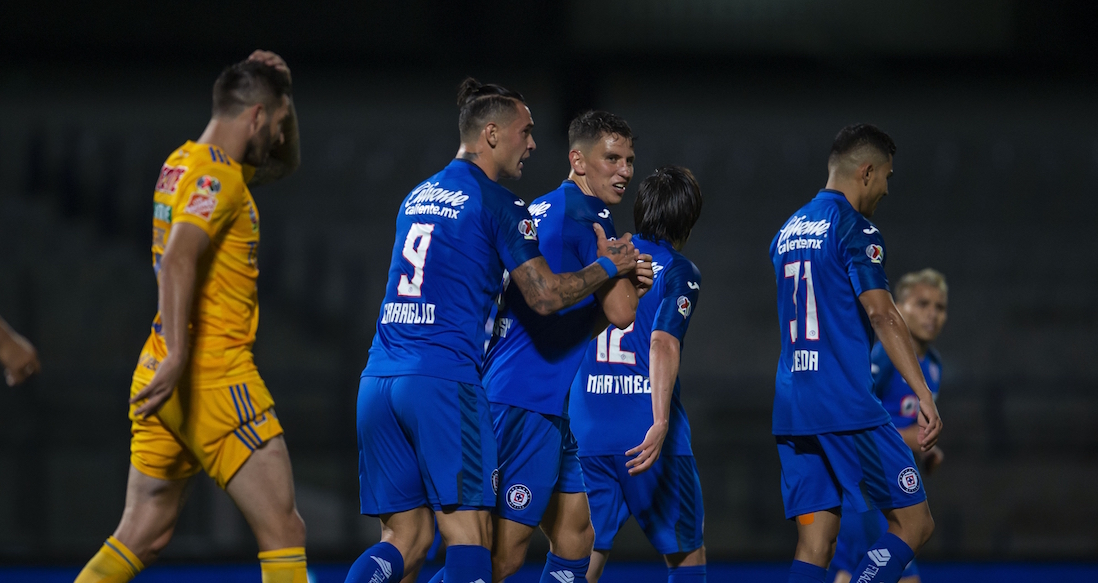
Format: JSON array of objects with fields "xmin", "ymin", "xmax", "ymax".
[
  {"xmin": 866, "ymin": 244, "xmax": 884, "ymax": 264},
  {"xmin": 677, "ymin": 295, "xmax": 692, "ymax": 318},
  {"xmin": 183, "ymin": 191, "xmax": 218, "ymax": 221},
  {"xmin": 518, "ymin": 218, "xmax": 538, "ymax": 240}
]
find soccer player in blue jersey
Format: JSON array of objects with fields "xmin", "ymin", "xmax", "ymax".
[
  {"xmin": 570, "ymin": 166, "xmax": 706, "ymax": 583},
  {"xmin": 346, "ymin": 80, "xmax": 643, "ymax": 583},
  {"xmin": 769, "ymin": 124, "xmax": 943, "ymax": 583},
  {"xmin": 831, "ymin": 269, "xmax": 948, "ymax": 583},
  {"xmin": 482, "ymin": 111, "xmax": 652, "ymax": 583}
]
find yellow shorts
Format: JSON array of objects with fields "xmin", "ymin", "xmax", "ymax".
[{"xmin": 129, "ymin": 375, "xmax": 284, "ymax": 489}]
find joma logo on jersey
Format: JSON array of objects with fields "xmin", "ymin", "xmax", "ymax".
[
  {"xmin": 406, "ymin": 181, "xmax": 469, "ymax": 208},
  {"xmin": 792, "ymin": 350, "xmax": 819, "ymax": 372},
  {"xmin": 155, "ymin": 165, "xmax": 187, "ymax": 194}
]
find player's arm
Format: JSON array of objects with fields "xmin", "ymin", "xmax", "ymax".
[
  {"xmin": 859, "ymin": 289, "xmax": 943, "ymax": 450},
  {"xmin": 0, "ymin": 316, "xmax": 40, "ymax": 386},
  {"xmin": 626, "ymin": 330, "xmax": 678, "ymax": 476},
  {"xmin": 130, "ymin": 224, "xmax": 210, "ymax": 417},
  {"xmin": 246, "ymin": 50, "xmax": 300, "ymax": 187},
  {"xmin": 595, "ymin": 252, "xmax": 652, "ymax": 329},
  {"xmin": 510, "ymin": 224, "xmax": 645, "ymax": 316}
]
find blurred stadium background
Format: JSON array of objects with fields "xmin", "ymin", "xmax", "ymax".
[{"xmin": 1, "ymin": 1, "xmax": 1097, "ymax": 580}]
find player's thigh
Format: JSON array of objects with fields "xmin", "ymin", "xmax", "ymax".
[
  {"xmin": 818, "ymin": 424, "xmax": 927, "ymax": 515},
  {"xmin": 436, "ymin": 507, "xmax": 492, "ymax": 548},
  {"xmin": 580, "ymin": 456, "xmax": 630, "ymax": 553},
  {"xmin": 624, "ymin": 455, "xmax": 705, "ymax": 556},
  {"xmin": 128, "ymin": 378, "xmax": 203, "ymax": 486},
  {"xmin": 391, "ymin": 376, "xmax": 496, "ymax": 512},
  {"xmin": 775, "ymin": 434, "xmax": 844, "ymax": 520},
  {"xmin": 492, "ymin": 404, "xmax": 568, "ymax": 527},
  {"xmin": 225, "ymin": 435, "xmax": 304, "ymax": 549},
  {"xmin": 357, "ymin": 375, "xmax": 428, "ymax": 515},
  {"xmin": 379, "ymin": 506, "xmax": 436, "ymax": 571}
]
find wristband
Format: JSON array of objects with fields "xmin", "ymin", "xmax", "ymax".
[{"xmin": 595, "ymin": 256, "xmax": 618, "ymax": 278}]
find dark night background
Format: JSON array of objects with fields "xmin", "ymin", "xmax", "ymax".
[{"xmin": 1, "ymin": 0, "xmax": 1097, "ymax": 566}]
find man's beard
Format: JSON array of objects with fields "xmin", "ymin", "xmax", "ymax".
[{"xmin": 242, "ymin": 124, "xmax": 275, "ymax": 167}]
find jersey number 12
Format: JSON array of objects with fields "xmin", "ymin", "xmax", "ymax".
[
  {"xmin": 784, "ymin": 260, "xmax": 819, "ymax": 343},
  {"xmin": 596, "ymin": 323, "xmax": 636, "ymax": 365},
  {"xmin": 398, "ymin": 223, "xmax": 435, "ymax": 297}
]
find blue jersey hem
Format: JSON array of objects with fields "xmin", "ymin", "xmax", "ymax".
[{"xmin": 771, "ymin": 417, "xmax": 892, "ymax": 436}]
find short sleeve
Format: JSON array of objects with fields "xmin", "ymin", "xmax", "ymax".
[
  {"xmin": 869, "ymin": 342, "xmax": 894, "ymax": 399},
  {"xmin": 840, "ymin": 218, "xmax": 890, "ymax": 296},
  {"xmin": 172, "ymin": 167, "xmax": 245, "ymax": 239},
  {"xmin": 485, "ymin": 190, "xmax": 542, "ymax": 271},
  {"xmin": 652, "ymin": 258, "xmax": 701, "ymax": 342},
  {"xmin": 573, "ymin": 202, "xmax": 617, "ymax": 265}
]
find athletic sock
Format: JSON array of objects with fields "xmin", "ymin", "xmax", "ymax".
[
  {"xmin": 74, "ymin": 536, "xmax": 145, "ymax": 583},
  {"xmin": 444, "ymin": 544, "xmax": 491, "ymax": 583},
  {"xmin": 787, "ymin": 559, "xmax": 828, "ymax": 583},
  {"xmin": 345, "ymin": 542, "xmax": 404, "ymax": 583},
  {"xmin": 426, "ymin": 567, "xmax": 446, "ymax": 583},
  {"xmin": 668, "ymin": 564, "xmax": 707, "ymax": 582},
  {"xmin": 540, "ymin": 552, "xmax": 590, "ymax": 583},
  {"xmin": 259, "ymin": 547, "xmax": 309, "ymax": 583},
  {"xmin": 847, "ymin": 533, "xmax": 915, "ymax": 583}
]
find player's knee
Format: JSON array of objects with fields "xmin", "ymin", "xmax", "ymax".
[
  {"xmin": 493, "ymin": 547, "xmax": 526, "ymax": 581},
  {"xmin": 578, "ymin": 520, "xmax": 595, "ymax": 554}
]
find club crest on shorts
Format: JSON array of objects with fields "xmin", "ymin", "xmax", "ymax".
[
  {"xmin": 491, "ymin": 469, "xmax": 500, "ymax": 496},
  {"xmin": 866, "ymin": 244, "xmax": 884, "ymax": 264},
  {"xmin": 677, "ymin": 295, "xmax": 692, "ymax": 318},
  {"xmin": 518, "ymin": 218, "xmax": 537, "ymax": 240},
  {"xmin": 506, "ymin": 484, "xmax": 532, "ymax": 510},
  {"xmin": 897, "ymin": 466, "xmax": 920, "ymax": 494}
]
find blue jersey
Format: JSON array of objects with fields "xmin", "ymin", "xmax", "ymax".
[
  {"xmin": 570, "ymin": 236, "xmax": 700, "ymax": 457},
  {"xmin": 770, "ymin": 189, "xmax": 892, "ymax": 435},
  {"xmin": 483, "ymin": 181, "xmax": 616, "ymax": 416},
  {"xmin": 363, "ymin": 159, "xmax": 542, "ymax": 384},
  {"xmin": 871, "ymin": 342, "xmax": 941, "ymax": 429}
]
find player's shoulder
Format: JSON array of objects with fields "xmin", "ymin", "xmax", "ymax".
[
  {"xmin": 561, "ymin": 182, "xmax": 611, "ymax": 224},
  {"xmin": 666, "ymin": 247, "xmax": 701, "ymax": 283}
]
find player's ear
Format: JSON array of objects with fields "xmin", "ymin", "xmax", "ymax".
[
  {"xmin": 246, "ymin": 103, "xmax": 266, "ymax": 134},
  {"xmin": 569, "ymin": 149, "xmax": 586, "ymax": 175},
  {"xmin": 485, "ymin": 122, "xmax": 499, "ymax": 148},
  {"xmin": 861, "ymin": 162, "xmax": 874, "ymax": 186}
]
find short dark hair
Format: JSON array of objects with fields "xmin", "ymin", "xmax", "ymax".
[
  {"xmin": 828, "ymin": 123, "xmax": 896, "ymax": 168},
  {"xmin": 568, "ymin": 110, "xmax": 634, "ymax": 150},
  {"xmin": 212, "ymin": 60, "xmax": 291, "ymax": 117},
  {"xmin": 457, "ymin": 77, "xmax": 525, "ymax": 141},
  {"xmin": 634, "ymin": 165, "xmax": 702, "ymax": 245}
]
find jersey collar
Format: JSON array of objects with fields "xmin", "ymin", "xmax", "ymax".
[{"xmin": 815, "ymin": 188, "xmax": 855, "ymax": 210}]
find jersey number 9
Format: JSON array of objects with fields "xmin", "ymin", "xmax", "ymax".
[{"xmin": 397, "ymin": 223, "xmax": 435, "ymax": 297}]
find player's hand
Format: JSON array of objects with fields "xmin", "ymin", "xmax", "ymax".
[
  {"xmin": 248, "ymin": 50, "xmax": 291, "ymax": 84},
  {"xmin": 594, "ymin": 224, "xmax": 638, "ymax": 276},
  {"xmin": 631, "ymin": 254, "xmax": 654, "ymax": 298},
  {"xmin": 0, "ymin": 331, "xmax": 40, "ymax": 387},
  {"xmin": 625, "ymin": 421, "xmax": 668, "ymax": 476},
  {"xmin": 916, "ymin": 397, "xmax": 942, "ymax": 451},
  {"xmin": 922, "ymin": 446, "xmax": 944, "ymax": 475},
  {"xmin": 130, "ymin": 354, "xmax": 185, "ymax": 418}
]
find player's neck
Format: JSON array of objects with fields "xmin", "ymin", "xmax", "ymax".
[
  {"xmin": 823, "ymin": 176, "xmax": 871, "ymax": 216},
  {"xmin": 197, "ymin": 118, "xmax": 248, "ymax": 163},
  {"xmin": 568, "ymin": 170, "xmax": 597, "ymax": 198},
  {"xmin": 455, "ymin": 144, "xmax": 500, "ymax": 181}
]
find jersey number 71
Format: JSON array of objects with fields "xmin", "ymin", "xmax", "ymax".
[
  {"xmin": 397, "ymin": 223, "xmax": 435, "ymax": 297},
  {"xmin": 784, "ymin": 260, "xmax": 819, "ymax": 343}
]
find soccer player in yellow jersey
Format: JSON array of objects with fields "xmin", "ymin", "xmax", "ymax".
[{"xmin": 75, "ymin": 51, "xmax": 307, "ymax": 583}]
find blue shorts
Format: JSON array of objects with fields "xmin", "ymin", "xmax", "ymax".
[
  {"xmin": 582, "ymin": 454, "xmax": 704, "ymax": 555},
  {"xmin": 491, "ymin": 403, "xmax": 586, "ymax": 527},
  {"xmin": 775, "ymin": 423, "xmax": 926, "ymax": 519},
  {"xmin": 357, "ymin": 375, "xmax": 496, "ymax": 515},
  {"xmin": 831, "ymin": 509, "xmax": 919, "ymax": 578}
]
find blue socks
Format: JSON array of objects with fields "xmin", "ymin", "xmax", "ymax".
[
  {"xmin": 540, "ymin": 552, "xmax": 589, "ymax": 583},
  {"xmin": 427, "ymin": 566, "xmax": 446, "ymax": 583},
  {"xmin": 345, "ymin": 541, "xmax": 405, "ymax": 583},
  {"xmin": 445, "ymin": 545, "xmax": 491, "ymax": 583},
  {"xmin": 848, "ymin": 533, "xmax": 915, "ymax": 583},
  {"xmin": 787, "ymin": 559, "xmax": 828, "ymax": 583},
  {"xmin": 668, "ymin": 564, "xmax": 707, "ymax": 582}
]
